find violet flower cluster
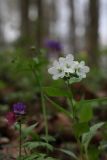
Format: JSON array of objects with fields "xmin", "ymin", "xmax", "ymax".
[
  {"xmin": 6, "ymin": 102, "xmax": 26, "ymax": 126},
  {"xmin": 13, "ymin": 102, "xmax": 26, "ymax": 115},
  {"xmin": 45, "ymin": 39, "xmax": 62, "ymax": 52}
]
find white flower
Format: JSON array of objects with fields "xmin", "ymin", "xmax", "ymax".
[
  {"xmin": 48, "ymin": 60, "xmax": 65, "ymax": 80},
  {"xmin": 58, "ymin": 54, "xmax": 76, "ymax": 74},
  {"xmin": 76, "ymin": 61, "xmax": 90, "ymax": 79},
  {"xmin": 63, "ymin": 54, "xmax": 76, "ymax": 73},
  {"xmin": 48, "ymin": 54, "xmax": 90, "ymax": 81},
  {"xmin": 48, "ymin": 54, "xmax": 75, "ymax": 80},
  {"xmin": 66, "ymin": 54, "xmax": 74, "ymax": 61}
]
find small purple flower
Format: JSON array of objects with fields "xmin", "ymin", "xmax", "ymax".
[
  {"xmin": 13, "ymin": 102, "xmax": 26, "ymax": 115},
  {"xmin": 44, "ymin": 39, "xmax": 62, "ymax": 52}
]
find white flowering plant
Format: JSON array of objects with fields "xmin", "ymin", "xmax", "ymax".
[{"xmin": 43, "ymin": 54, "xmax": 107, "ymax": 160}]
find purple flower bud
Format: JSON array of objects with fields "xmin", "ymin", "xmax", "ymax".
[
  {"xmin": 13, "ymin": 102, "xmax": 26, "ymax": 115},
  {"xmin": 44, "ymin": 39, "xmax": 62, "ymax": 52}
]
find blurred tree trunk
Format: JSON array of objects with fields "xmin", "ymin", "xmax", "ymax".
[
  {"xmin": 35, "ymin": 0, "xmax": 57, "ymax": 50},
  {"xmin": 86, "ymin": 0, "xmax": 99, "ymax": 66},
  {"xmin": 43, "ymin": 1, "xmax": 52, "ymax": 38},
  {"xmin": 69, "ymin": 0, "xmax": 76, "ymax": 53},
  {"xmin": 0, "ymin": 18, "xmax": 4, "ymax": 47},
  {"xmin": 35, "ymin": 0, "xmax": 53, "ymax": 51},
  {"xmin": 20, "ymin": 0, "xmax": 30, "ymax": 46},
  {"xmin": 36, "ymin": 0, "xmax": 44, "ymax": 50},
  {"xmin": 0, "ymin": 9, "xmax": 4, "ymax": 47},
  {"xmin": 50, "ymin": 0, "xmax": 57, "ymax": 34}
]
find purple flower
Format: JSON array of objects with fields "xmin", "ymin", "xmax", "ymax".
[
  {"xmin": 44, "ymin": 39, "xmax": 62, "ymax": 52},
  {"xmin": 13, "ymin": 102, "xmax": 26, "ymax": 115}
]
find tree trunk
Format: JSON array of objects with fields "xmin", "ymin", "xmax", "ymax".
[
  {"xmin": 69, "ymin": 0, "xmax": 76, "ymax": 53},
  {"xmin": 86, "ymin": 0, "xmax": 99, "ymax": 66},
  {"xmin": 36, "ymin": 0, "xmax": 44, "ymax": 50},
  {"xmin": 43, "ymin": 0, "xmax": 51, "ymax": 38},
  {"xmin": 0, "ymin": 8, "xmax": 4, "ymax": 47},
  {"xmin": 20, "ymin": 0, "xmax": 30, "ymax": 45}
]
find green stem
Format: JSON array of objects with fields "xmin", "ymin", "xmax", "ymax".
[
  {"xmin": 66, "ymin": 81, "xmax": 75, "ymax": 120},
  {"xmin": 77, "ymin": 139, "xmax": 85, "ymax": 160},
  {"xmin": 65, "ymin": 81, "xmax": 88, "ymax": 160},
  {"xmin": 40, "ymin": 88, "xmax": 48, "ymax": 143},
  {"xmin": 84, "ymin": 148, "xmax": 89, "ymax": 160},
  {"xmin": 32, "ymin": 69, "xmax": 48, "ymax": 143},
  {"xmin": 24, "ymin": 147, "xmax": 28, "ymax": 156},
  {"xmin": 19, "ymin": 119, "xmax": 22, "ymax": 158}
]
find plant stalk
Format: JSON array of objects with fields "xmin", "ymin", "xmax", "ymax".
[
  {"xmin": 19, "ymin": 119, "xmax": 22, "ymax": 158},
  {"xmin": 66, "ymin": 81, "xmax": 75, "ymax": 120},
  {"xmin": 32, "ymin": 69, "xmax": 48, "ymax": 143},
  {"xmin": 65, "ymin": 81, "xmax": 89, "ymax": 160}
]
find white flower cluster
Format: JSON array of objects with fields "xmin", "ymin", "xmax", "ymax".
[{"xmin": 48, "ymin": 54, "xmax": 90, "ymax": 82}]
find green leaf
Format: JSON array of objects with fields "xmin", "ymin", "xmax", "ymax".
[
  {"xmin": 22, "ymin": 123, "xmax": 38, "ymax": 138},
  {"xmin": 18, "ymin": 153, "xmax": 58, "ymax": 160},
  {"xmin": 23, "ymin": 141, "xmax": 54, "ymax": 151},
  {"xmin": 99, "ymin": 141, "xmax": 107, "ymax": 150},
  {"xmin": 0, "ymin": 80, "xmax": 7, "ymax": 89},
  {"xmin": 43, "ymin": 87, "xmax": 70, "ymax": 97},
  {"xmin": 45, "ymin": 95, "xmax": 72, "ymax": 118},
  {"xmin": 77, "ymin": 97, "xmax": 107, "ymax": 107},
  {"xmin": 58, "ymin": 148, "xmax": 78, "ymax": 160},
  {"xmin": 41, "ymin": 135, "xmax": 56, "ymax": 142},
  {"xmin": 18, "ymin": 154, "xmax": 38, "ymax": 160},
  {"xmin": 88, "ymin": 146, "xmax": 101, "ymax": 160},
  {"xmin": 17, "ymin": 153, "xmax": 46, "ymax": 160},
  {"xmin": 99, "ymin": 144, "xmax": 107, "ymax": 150},
  {"xmin": 46, "ymin": 158, "xmax": 58, "ymax": 160},
  {"xmin": 77, "ymin": 104, "xmax": 93, "ymax": 122},
  {"xmin": 73, "ymin": 122, "xmax": 89, "ymax": 138},
  {"xmin": 82, "ymin": 122, "xmax": 105, "ymax": 151},
  {"xmin": 15, "ymin": 123, "xmax": 38, "ymax": 139}
]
